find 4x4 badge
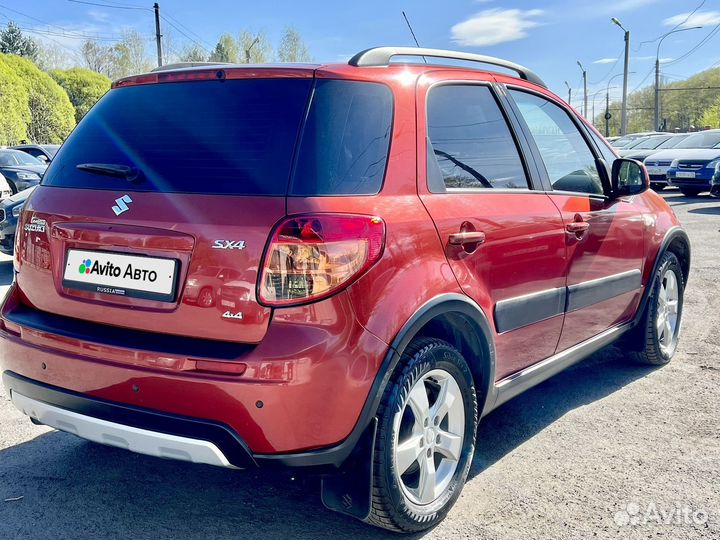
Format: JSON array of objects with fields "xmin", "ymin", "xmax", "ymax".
[{"xmin": 112, "ymin": 194, "xmax": 133, "ymax": 216}]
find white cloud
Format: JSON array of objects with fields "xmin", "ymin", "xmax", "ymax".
[
  {"xmin": 593, "ymin": 58, "xmax": 617, "ymax": 64},
  {"xmin": 659, "ymin": 57, "xmax": 673, "ymax": 64},
  {"xmin": 451, "ymin": 8, "xmax": 544, "ymax": 47},
  {"xmin": 87, "ymin": 9, "xmax": 110, "ymax": 23},
  {"xmin": 664, "ymin": 10, "xmax": 720, "ymax": 28}
]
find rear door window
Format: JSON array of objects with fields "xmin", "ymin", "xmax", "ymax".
[{"xmin": 426, "ymin": 84, "xmax": 529, "ymax": 191}]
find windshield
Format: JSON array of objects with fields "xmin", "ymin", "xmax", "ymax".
[
  {"xmin": 0, "ymin": 150, "xmax": 44, "ymax": 167},
  {"xmin": 632, "ymin": 135, "xmax": 672, "ymax": 149},
  {"xmin": 657, "ymin": 135, "xmax": 690, "ymax": 149},
  {"xmin": 42, "ymin": 145, "xmax": 60, "ymax": 158},
  {"xmin": 675, "ymin": 131, "xmax": 720, "ymax": 149}
]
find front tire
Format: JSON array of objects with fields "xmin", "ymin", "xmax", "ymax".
[
  {"xmin": 366, "ymin": 338, "xmax": 478, "ymax": 533},
  {"xmin": 629, "ymin": 251, "xmax": 684, "ymax": 365}
]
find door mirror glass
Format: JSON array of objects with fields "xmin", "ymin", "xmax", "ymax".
[{"xmin": 612, "ymin": 158, "xmax": 648, "ymax": 197}]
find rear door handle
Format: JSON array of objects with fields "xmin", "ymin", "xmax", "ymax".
[{"xmin": 448, "ymin": 231, "xmax": 486, "ymax": 245}]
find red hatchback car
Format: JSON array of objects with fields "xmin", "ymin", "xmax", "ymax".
[{"xmin": 1, "ymin": 47, "xmax": 690, "ymax": 532}]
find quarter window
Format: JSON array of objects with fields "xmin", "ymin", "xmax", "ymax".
[
  {"xmin": 426, "ymin": 85, "xmax": 528, "ymax": 191},
  {"xmin": 510, "ymin": 90, "xmax": 604, "ymax": 195}
]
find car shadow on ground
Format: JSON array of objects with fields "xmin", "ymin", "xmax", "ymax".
[
  {"xmin": 0, "ymin": 261, "xmax": 13, "ymax": 287},
  {"xmin": 687, "ymin": 205, "xmax": 720, "ymax": 215},
  {"xmin": 0, "ymin": 346, "xmax": 655, "ymax": 540}
]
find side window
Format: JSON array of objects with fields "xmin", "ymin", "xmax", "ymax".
[
  {"xmin": 426, "ymin": 85, "xmax": 528, "ymax": 191},
  {"xmin": 509, "ymin": 90, "xmax": 604, "ymax": 195},
  {"xmin": 587, "ymin": 128, "xmax": 619, "ymax": 165}
]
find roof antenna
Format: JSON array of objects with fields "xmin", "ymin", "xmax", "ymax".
[{"xmin": 402, "ymin": 11, "xmax": 427, "ymax": 63}]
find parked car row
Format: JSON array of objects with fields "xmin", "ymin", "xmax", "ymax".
[{"xmin": 610, "ymin": 130, "xmax": 720, "ymax": 196}]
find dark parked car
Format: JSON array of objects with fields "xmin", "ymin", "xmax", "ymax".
[
  {"xmin": 0, "ymin": 186, "xmax": 35, "ymax": 254},
  {"xmin": 10, "ymin": 144, "xmax": 61, "ymax": 164},
  {"xmin": 710, "ymin": 163, "xmax": 720, "ymax": 197},
  {"xmin": 1, "ymin": 47, "xmax": 690, "ymax": 533},
  {"xmin": 0, "ymin": 149, "xmax": 47, "ymax": 193},
  {"xmin": 618, "ymin": 133, "xmax": 689, "ymax": 160}
]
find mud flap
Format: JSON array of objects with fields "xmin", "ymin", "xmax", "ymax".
[{"xmin": 320, "ymin": 417, "xmax": 377, "ymax": 520}]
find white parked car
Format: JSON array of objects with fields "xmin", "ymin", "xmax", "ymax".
[{"xmin": 0, "ymin": 172, "xmax": 13, "ymax": 199}]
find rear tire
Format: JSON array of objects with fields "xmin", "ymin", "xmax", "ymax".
[
  {"xmin": 366, "ymin": 338, "xmax": 478, "ymax": 533},
  {"xmin": 679, "ymin": 188, "xmax": 702, "ymax": 197},
  {"xmin": 628, "ymin": 251, "xmax": 684, "ymax": 365}
]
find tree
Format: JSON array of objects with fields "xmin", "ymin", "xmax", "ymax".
[
  {"xmin": 277, "ymin": 27, "xmax": 311, "ymax": 63},
  {"xmin": 113, "ymin": 30, "xmax": 152, "ymax": 78},
  {"xmin": 0, "ymin": 53, "xmax": 75, "ymax": 143},
  {"xmin": 0, "ymin": 55, "xmax": 30, "ymax": 145},
  {"xmin": 35, "ymin": 40, "xmax": 71, "ymax": 71},
  {"xmin": 700, "ymin": 96, "xmax": 720, "ymax": 128},
  {"xmin": 209, "ymin": 33, "xmax": 238, "ymax": 63},
  {"xmin": 238, "ymin": 31, "xmax": 272, "ymax": 63},
  {"xmin": 0, "ymin": 22, "xmax": 38, "ymax": 61},
  {"xmin": 81, "ymin": 39, "xmax": 114, "ymax": 77},
  {"xmin": 49, "ymin": 68, "xmax": 111, "ymax": 122},
  {"xmin": 179, "ymin": 44, "xmax": 207, "ymax": 62}
]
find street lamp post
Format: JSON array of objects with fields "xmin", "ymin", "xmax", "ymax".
[
  {"xmin": 655, "ymin": 26, "xmax": 702, "ymax": 130},
  {"xmin": 565, "ymin": 81, "xmax": 572, "ymax": 106},
  {"xmin": 577, "ymin": 61, "xmax": 588, "ymax": 118},
  {"xmin": 611, "ymin": 17, "xmax": 630, "ymax": 136}
]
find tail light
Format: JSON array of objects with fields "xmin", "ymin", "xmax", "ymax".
[{"xmin": 259, "ymin": 214, "xmax": 385, "ymax": 306}]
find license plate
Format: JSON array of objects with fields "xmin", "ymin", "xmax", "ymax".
[
  {"xmin": 647, "ymin": 167, "xmax": 663, "ymax": 175},
  {"xmin": 676, "ymin": 171, "xmax": 696, "ymax": 178},
  {"xmin": 63, "ymin": 249, "xmax": 178, "ymax": 302},
  {"xmin": 221, "ymin": 299, "xmax": 236, "ymax": 308}
]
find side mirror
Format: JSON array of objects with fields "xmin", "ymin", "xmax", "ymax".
[
  {"xmin": 37, "ymin": 155, "xmax": 48, "ymax": 163},
  {"xmin": 611, "ymin": 158, "xmax": 648, "ymax": 197}
]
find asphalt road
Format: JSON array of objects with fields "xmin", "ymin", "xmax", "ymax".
[{"xmin": 0, "ymin": 190, "xmax": 718, "ymax": 540}]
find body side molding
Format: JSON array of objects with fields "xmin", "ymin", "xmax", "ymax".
[{"xmin": 566, "ymin": 269, "xmax": 642, "ymax": 312}]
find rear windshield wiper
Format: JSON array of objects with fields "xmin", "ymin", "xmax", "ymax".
[{"xmin": 76, "ymin": 163, "xmax": 144, "ymax": 183}]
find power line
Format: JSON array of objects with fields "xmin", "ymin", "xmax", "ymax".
[
  {"xmin": 159, "ymin": 15, "xmax": 210, "ymax": 53},
  {"xmin": 66, "ymin": 0, "xmax": 150, "ymax": 11},
  {"xmin": 664, "ymin": 23, "xmax": 720, "ymax": 66},
  {"xmin": 589, "ymin": 48, "xmax": 623, "ymax": 85},
  {"xmin": 161, "ymin": 11, "xmax": 213, "ymax": 50}
]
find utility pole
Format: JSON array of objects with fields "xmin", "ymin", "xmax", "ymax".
[
  {"xmin": 577, "ymin": 61, "xmax": 587, "ymax": 118},
  {"xmin": 605, "ymin": 91, "xmax": 610, "ymax": 137},
  {"xmin": 565, "ymin": 81, "xmax": 572, "ymax": 106},
  {"xmin": 612, "ymin": 17, "xmax": 630, "ymax": 136},
  {"xmin": 154, "ymin": 3, "xmax": 163, "ymax": 67},
  {"xmin": 655, "ymin": 27, "xmax": 702, "ymax": 131}
]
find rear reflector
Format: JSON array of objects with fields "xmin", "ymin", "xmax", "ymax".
[{"xmin": 259, "ymin": 214, "xmax": 385, "ymax": 307}]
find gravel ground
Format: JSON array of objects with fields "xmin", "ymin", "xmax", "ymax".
[{"xmin": 0, "ymin": 190, "xmax": 718, "ymax": 540}]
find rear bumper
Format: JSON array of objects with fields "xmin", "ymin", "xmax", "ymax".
[
  {"xmin": 0, "ymin": 285, "xmax": 389, "ymax": 461},
  {"xmin": 4, "ymin": 371, "xmax": 252, "ymax": 468}
]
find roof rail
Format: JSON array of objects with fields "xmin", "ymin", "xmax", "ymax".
[
  {"xmin": 151, "ymin": 62, "xmax": 230, "ymax": 73},
  {"xmin": 348, "ymin": 47, "xmax": 546, "ymax": 88}
]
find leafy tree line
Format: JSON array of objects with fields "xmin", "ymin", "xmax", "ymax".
[
  {"xmin": 593, "ymin": 66, "xmax": 720, "ymax": 135},
  {"xmin": 0, "ymin": 21, "xmax": 312, "ymax": 146}
]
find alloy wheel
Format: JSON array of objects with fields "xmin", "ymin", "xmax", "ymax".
[
  {"xmin": 392, "ymin": 369, "xmax": 465, "ymax": 506},
  {"xmin": 656, "ymin": 268, "xmax": 679, "ymax": 354}
]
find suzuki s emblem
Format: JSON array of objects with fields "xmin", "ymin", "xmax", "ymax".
[
  {"xmin": 212, "ymin": 240, "xmax": 246, "ymax": 250},
  {"xmin": 112, "ymin": 194, "xmax": 133, "ymax": 216}
]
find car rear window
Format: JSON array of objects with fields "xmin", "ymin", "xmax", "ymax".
[
  {"xmin": 43, "ymin": 79, "xmax": 312, "ymax": 195},
  {"xmin": 42, "ymin": 77, "xmax": 393, "ymax": 196}
]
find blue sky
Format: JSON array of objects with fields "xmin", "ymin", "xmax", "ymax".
[{"xmin": 3, "ymin": 0, "xmax": 720, "ymax": 113}]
